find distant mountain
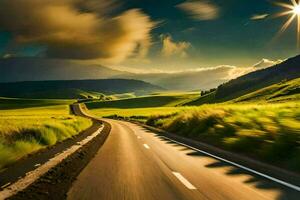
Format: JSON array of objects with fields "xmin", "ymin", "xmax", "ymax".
[
  {"xmin": 119, "ymin": 70, "xmax": 226, "ymax": 91},
  {"xmin": 0, "ymin": 79, "xmax": 163, "ymax": 99},
  {"xmin": 0, "ymin": 57, "xmax": 130, "ymax": 82},
  {"xmin": 215, "ymin": 55, "xmax": 300, "ymax": 101},
  {"xmin": 0, "ymin": 57, "xmax": 228, "ymax": 90}
]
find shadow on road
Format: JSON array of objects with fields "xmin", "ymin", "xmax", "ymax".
[{"xmin": 143, "ymin": 129, "xmax": 300, "ymax": 200}]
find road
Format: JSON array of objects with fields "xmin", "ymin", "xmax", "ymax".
[{"xmin": 67, "ymin": 118, "xmax": 300, "ymax": 200}]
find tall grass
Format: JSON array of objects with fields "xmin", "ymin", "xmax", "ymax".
[
  {"xmin": 143, "ymin": 103, "xmax": 300, "ymax": 171},
  {"xmin": 0, "ymin": 105, "xmax": 92, "ymax": 170}
]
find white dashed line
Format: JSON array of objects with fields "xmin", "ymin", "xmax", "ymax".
[
  {"xmin": 143, "ymin": 144, "xmax": 150, "ymax": 149},
  {"xmin": 137, "ymin": 136, "xmax": 142, "ymax": 139},
  {"xmin": 160, "ymin": 136, "xmax": 300, "ymax": 192},
  {"xmin": 1, "ymin": 183, "xmax": 11, "ymax": 189},
  {"xmin": 172, "ymin": 172, "xmax": 196, "ymax": 190}
]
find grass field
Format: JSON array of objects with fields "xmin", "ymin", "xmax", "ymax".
[
  {"xmin": 233, "ymin": 78, "xmax": 300, "ymax": 103},
  {"xmin": 0, "ymin": 99, "xmax": 92, "ymax": 170},
  {"xmin": 145, "ymin": 102, "xmax": 300, "ymax": 172},
  {"xmin": 89, "ymin": 100, "xmax": 300, "ymax": 172},
  {"xmin": 0, "ymin": 97, "xmax": 74, "ymax": 110},
  {"xmin": 86, "ymin": 92, "xmax": 199, "ymax": 109},
  {"xmin": 90, "ymin": 107, "xmax": 191, "ymax": 122}
]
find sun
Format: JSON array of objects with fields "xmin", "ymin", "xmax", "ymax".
[
  {"xmin": 293, "ymin": 5, "xmax": 300, "ymax": 14},
  {"xmin": 274, "ymin": 0, "xmax": 300, "ymax": 48}
]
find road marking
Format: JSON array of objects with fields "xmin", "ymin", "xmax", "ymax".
[
  {"xmin": 172, "ymin": 172, "xmax": 196, "ymax": 190},
  {"xmin": 1, "ymin": 183, "xmax": 11, "ymax": 189},
  {"xmin": 137, "ymin": 136, "xmax": 142, "ymax": 139},
  {"xmin": 143, "ymin": 144, "xmax": 150, "ymax": 149},
  {"xmin": 160, "ymin": 136, "xmax": 300, "ymax": 192},
  {"xmin": 0, "ymin": 126, "xmax": 104, "ymax": 199}
]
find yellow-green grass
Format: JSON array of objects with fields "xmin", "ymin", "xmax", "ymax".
[
  {"xmin": 232, "ymin": 78, "xmax": 300, "ymax": 103},
  {"xmin": 108, "ymin": 93, "xmax": 136, "ymax": 100},
  {"xmin": 86, "ymin": 92, "xmax": 199, "ymax": 109},
  {"xmin": 0, "ymin": 103, "xmax": 92, "ymax": 170},
  {"xmin": 90, "ymin": 107, "xmax": 191, "ymax": 121},
  {"xmin": 145, "ymin": 102, "xmax": 300, "ymax": 171},
  {"xmin": 90, "ymin": 102, "xmax": 300, "ymax": 172},
  {"xmin": 0, "ymin": 97, "xmax": 74, "ymax": 110}
]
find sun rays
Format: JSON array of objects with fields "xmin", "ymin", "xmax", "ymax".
[{"xmin": 274, "ymin": 0, "xmax": 300, "ymax": 47}]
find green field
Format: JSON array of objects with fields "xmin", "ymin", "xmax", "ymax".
[
  {"xmin": 86, "ymin": 92, "xmax": 199, "ymax": 109},
  {"xmin": 232, "ymin": 78, "xmax": 300, "ymax": 103},
  {"xmin": 0, "ymin": 97, "xmax": 74, "ymax": 110},
  {"xmin": 0, "ymin": 99, "xmax": 92, "ymax": 170}
]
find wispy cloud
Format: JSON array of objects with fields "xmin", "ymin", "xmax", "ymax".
[
  {"xmin": 160, "ymin": 34, "xmax": 191, "ymax": 58},
  {"xmin": 250, "ymin": 14, "xmax": 269, "ymax": 20},
  {"xmin": 0, "ymin": 0, "xmax": 156, "ymax": 64},
  {"xmin": 177, "ymin": 0, "xmax": 219, "ymax": 21},
  {"xmin": 252, "ymin": 58, "xmax": 282, "ymax": 69}
]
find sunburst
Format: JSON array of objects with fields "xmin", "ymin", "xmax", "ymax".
[{"xmin": 274, "ymin": 0, "xmax": 300, "ymax": 47}]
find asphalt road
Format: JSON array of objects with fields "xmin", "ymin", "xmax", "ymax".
[{"xmin": 67, "ymin": 118, "xmax": 300, "ymax": 200}]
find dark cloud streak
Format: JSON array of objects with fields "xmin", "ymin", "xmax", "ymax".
[{"xmin": 0, "ymin": 0, "xmax": 156, "ymax": 63}]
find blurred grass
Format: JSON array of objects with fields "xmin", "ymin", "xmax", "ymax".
[
  {"xmin": 145, "ymin": 102, "xmax": 300, "ymax": 171},
  {"xmin": 91, "ymin": 102, "xmax": 300, "ymax": 172},
  {"xmin": 0, "ymin": 103, "xmax": 92, "ymax": 170}
]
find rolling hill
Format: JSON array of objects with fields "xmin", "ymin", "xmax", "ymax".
[
  {"xmin": 215, "ymin": 54, "xmax": 300, "ymax": 101},
  {"xmin": 0, "ymin": 57, "xmax": 230, "ymax": 91},
  {"xmin": 0, "ymin": 57, "xmax": 130, "ymax": 82},
  {"xmin": 232, "ymin": 77, "xmax": 300, "ymax": 102},
  {"xmin": 0, "ymin": 79, "xmax": 163, "ymax": 99},
  {"xmin": 0, "ymin": 97, "xmax": 74, "ymax": 110},
  {"xmin": 86, "ymin": 92, "xmax": 199, "ymax": 109},
  {"xmin": 185, "ymin": 74, "xmax": 300, "ymax": 106}
]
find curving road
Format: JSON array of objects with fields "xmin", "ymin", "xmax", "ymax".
[{"xmin": 67, "ymin": 118, "xmax": 300, "ymax": 200}]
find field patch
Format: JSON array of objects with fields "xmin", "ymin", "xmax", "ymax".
[
  {"xmin": 86, "ymin": 92, "xmax": 199, "ymax": 109},
  {"xmin": 0, "ymin": 101, "xmax": 91, "ymax": 170}
]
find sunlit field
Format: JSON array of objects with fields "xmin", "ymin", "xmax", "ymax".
[
  {"xmin": 90, "ymin": 102, "xmax": 300, "ymax": 172},
  {"xmin": 0, "ymin": 102, "xmax": 92, "ymax": 170},
  {"xmin": 90, "ymin": 107, "xmax": 188, "ymax": 119},
  {"xmin": 86, "ymin": 92, "xmax": 199, "ymax": 109}
]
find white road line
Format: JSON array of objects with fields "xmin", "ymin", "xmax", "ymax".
[
  {"xmin": 1, "ymin": 183, "xmax": 11, "ymax": 189},
  {"xmin": 137, "ymin": 136, "xmax": 142, "ymax": 139},
  {"xmin": 143, "ymin": 144, "xmax": 150, "ymax": 149},
  {"xmin": 0, "ymin": 126, "xmax": 104, "ymax": 199},
  {"xmin": 160, "ymin": 136, "xmax": 300, "ymax": 192},
  {"xmin": 172, "ymin": 172, "xmax": 196, "ymax": 190}
]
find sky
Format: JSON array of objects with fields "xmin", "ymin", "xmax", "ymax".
[{"xmin": 0, "ymin": 0, "xmax": 299, "ymax": 72}]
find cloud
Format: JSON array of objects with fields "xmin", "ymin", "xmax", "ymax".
[
  {"xmin": 252, "ymin": 58, "xmax": 282, "ymax": 69},
  {"xmin": 0, "ymin": 0, "xmax": 156, "ymax": 64},
  {"xmin": 177, "ymin": 0, "xmax": 219, "ymax": 21},
  {"xmin": 250, "ymin": 14, "xmax": 269, "ymax": 20},
  {"xmin": 160, "ymin": 35, "xmax": 191, "ymax": 58},
  {"xmin": 2, "ymin": 54, "xmax": 15, "ymax": 59}
]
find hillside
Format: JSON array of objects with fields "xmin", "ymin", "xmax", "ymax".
[
  {"xmin": 86, "ymin": 92, "xmax": 199, "ymax": 109},
  {"xmin": 0, "ymin": 97, "xmax": 74, "ymax": 110},
  {"xmin": 0, "ymin": 57, "xmax": 129, "ymax": 82},
  {"xmin": 183, "ymin": 91, "xmax": 216, "ymax": 106},
  {"xmin": 215, "ymin": 55, "xmax": 300, "ymax": 101},
  {"xmin": 0, "ymin": 57, "xmax": 229, "ymax": 91},
  {"xmin": 232, "ymin": 77, "xmax": 300, "ymax": 102},
  {"xmin": 119, "ymin": 70, "xmax": 227, "ymax": 91},
  {"xmin": 0, "ymin": 79, "xmax": 163, "ymax": 99}
]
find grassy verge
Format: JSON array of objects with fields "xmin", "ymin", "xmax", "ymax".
[
  {"xmin": 0, "ymin": 104, "xmax": 92, "ymax": 170},
  {"xmin": 93, "ymin": 102, "xmax": 300, "ymax": 172}
]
